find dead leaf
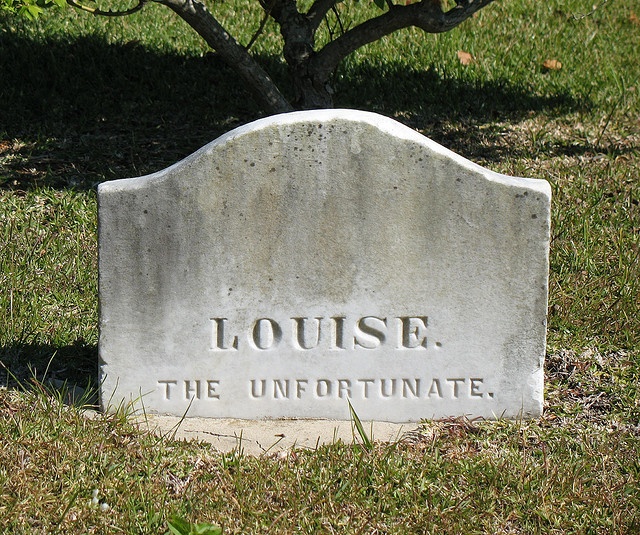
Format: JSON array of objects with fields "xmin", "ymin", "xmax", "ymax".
[
  {"xmin": 457, "ymin": 50, "xmax": 474, "ymax": 66},
  {"xmin": 630, "ymin": 12, "xmax": 640, "ymax": 25},
  {"xmin": 542, "ymin": 59, "xmax": 562, "ymax": 71}
]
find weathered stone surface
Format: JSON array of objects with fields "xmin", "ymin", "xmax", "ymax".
[{"xmin": 98, "ymin": 109, "xmax": 551, "ymax": 422}]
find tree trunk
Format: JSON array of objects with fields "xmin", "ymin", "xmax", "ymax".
[
  {"xmin": 263, "ymin": 0, "xmax": 334, "ymax": 109},
  {"xmin": 155, "ymin": 0, "xmax": 293, "ymax": 114},
  {"xmin": 288, "ymin": 0, "xmax": 497, "ymax": 109},
  {"xmin": 153, "ymin": 0, "xmax": 496, "ymax": 113},
  {"xmin": 292, "ymin": 72, "xmax": 334, "ymax": 109}
]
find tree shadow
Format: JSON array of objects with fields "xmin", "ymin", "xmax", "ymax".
[
  {"xmin": 1, "ymin": 30, "xmax": 624, "ymax": 398},
  {"xmin": 0, "ymin": 29, "xmax": 608, "ymax": 388},
  {"xmin": 0, "ymin": 341, "xmax": 98, "ymax": 396},
  {"xmin": 333, "ymin": 62, "xmax": 594, "ymax": 163},
  {"xmin": 1, "ymin": 31, "xmax": 595, "ymax": 191},
  {"xmin": 0, "ymin": 32, "xmax": 271, "ymax": 190}
]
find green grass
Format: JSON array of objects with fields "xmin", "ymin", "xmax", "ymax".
[
  {"xmin": 0, "ymin": 189, "xmax": 97, "ymax": 386},
  {"xmin": 1, "ymin": 386, "xmax": 638, "ymax": 533},
  {"xmin": 1, "ymin": 0, "xmax": 639, "ymax": 532}
]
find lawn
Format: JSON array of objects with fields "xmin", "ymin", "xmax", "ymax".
[{"xmin": 1, "ymin": 0, "xmax": 639, "ymax": 532}]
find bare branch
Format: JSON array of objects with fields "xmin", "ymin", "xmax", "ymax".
[
  {"xmin": 66, "ymin": 0, "xmax": 146, "ymax": 17},
  {"xmin": 331, "ymin": 4, "xmax": 346, "ymax": 35},
  {"xmin": 154, "ymin": 0, "xmax": 292, "ymax": 113},
  {"xmin": 442, "ymin": 0, "xmax": 497, "ymax": 28},
  {"xmin": 309, "ymin": 0, "xmax": 496, "ymax": 82},
  {"xmin": 306, "ymin": 0, "xmax": 340, "ymax": 30},
  {"xmin": 246, "ymin": 0, "xmax": 276, "ymax": 51}
]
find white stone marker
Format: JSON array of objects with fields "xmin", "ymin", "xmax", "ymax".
[{"xmin": 98, "ymin": 109, "xmax": 551, "ymax": 422}]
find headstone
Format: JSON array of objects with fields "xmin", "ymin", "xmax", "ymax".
[{"xmin": 98, "ymin": 110, "xmax": 551, "ymax": 422}]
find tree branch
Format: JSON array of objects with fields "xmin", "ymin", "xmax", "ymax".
[
  {"xmin": 66, "ymin": 0, "xmax": 145, "ymax": 17},
  {"xmin": 306, "ymin": 0, "xmax": 339, "ymax": 31},
  {"xmin": 309, "ymin": 0, "xmax": 496, "ymax": 82},
  {"xmin": 261, "ymin": 0, "xmax": 300, "ymax": 28},
  {"xmin": 153, "ymin": 0, "xmax": 292, "ymax": 114},
  {"xmin": 262, "ymin": 0, "xmax": 314, "ymax": 75},
  {"xmin": 246, "ymin": 0, "xmax": 276, "ymax": 50},
  {"xmin": 261, "ymin": 0, "xmax": 313, "ymax": 63},
  {"xmin": 444, "ymin": 0, "xmax": 497, "ymax": 28}
]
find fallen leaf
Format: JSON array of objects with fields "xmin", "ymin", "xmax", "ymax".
[
  {"xmin": 457, "ymin": 50, "xmax": 474, "ymax": 65},
  {"xmin": 630, "ymin": 12, "xmax": 640, "ymax": 25},
  {"xmin": 542, "ymin": 59, "xmax": 562, "ymax": 71}
]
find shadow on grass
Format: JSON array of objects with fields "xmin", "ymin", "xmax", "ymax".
[
  {"xmin": 0, "ymin": 341, "xmax": 98, "ymax": 392},
  {"xmin": 333, "ymin": 61, "xmax": 594, "ymax": 164},
  {"xmin": 1, "ymin": 31, "xmax": 590, "ymax": 190},
  {"xmin": 0, "ymin": 32, "xmax": 271, "ymax": 190}
]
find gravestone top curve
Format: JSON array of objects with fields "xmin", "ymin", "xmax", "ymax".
[{"xmin": 98, "ymin": 109, "xmax": 551, "ymax": 422}]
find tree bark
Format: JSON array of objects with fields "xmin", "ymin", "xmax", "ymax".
[
  {"xmin": 264, "ymin": 0, "xmax": 334, "ymax": 108},
  {"xmin": 154, "ymin": 0, "xmax": 293, "ymax": 114}
]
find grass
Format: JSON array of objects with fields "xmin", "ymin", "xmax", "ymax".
[
  {"xmin": 1, "ymin": 386, "xmax": 638, "ymax": 533},
  {"xmin": 1, "ymin": 0, "xmax": 639, "ymax": 532}
]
